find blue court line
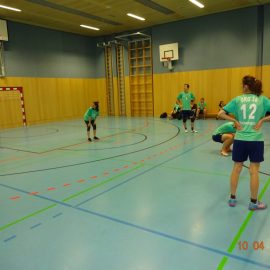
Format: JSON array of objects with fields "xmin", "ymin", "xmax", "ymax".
[
  {"xmin": 3, "ymin": 235, "xmax": 16, "ymax": 243},
  {"xmin": 1, "ymin": 180, "xmax": 269, "ymax": 268},
  {"xmin": 76, "ymin": 206, "xmax": 270, "ymax": 270},
  {"xmin": 3, "ymin": 130, "xmax": 266, "ymax": 267},
  {"xmin": 52, "ymin": 212, "xmax": 63, "ymax": 218},
  {"xmin": 1, "ymin": 182, "xmax": 269, "ymax": 269},
  {"xmin": 75, "ymin": 139, "xmax": 211, "ymax": 207},
  {"xmin": 30, "ymin": 223, "xmax": 42, "ymax": 230}
]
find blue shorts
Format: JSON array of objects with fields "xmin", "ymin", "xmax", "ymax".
[
  {"xmin": 232, "ymin": 140, "xmax": 264, "ymax": 163},
  {"xmin": 182, "ymin": 110, "xmax": 195, "ymax": 122},
  {"xmin": 212, "ymin": 134, "xmax": 223, "ymax": 143}
]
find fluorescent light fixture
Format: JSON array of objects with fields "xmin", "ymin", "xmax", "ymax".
[
  {"xmin": 0, "ymin": 5, "xmax": 21, "ymax": 12},
  {"xmin": 80, "ymin": 24, "xmax": 100, "ymax": 31},
  {"xmin": 127, "ymin": 13, "xmax": 145, "ymax": 21},
  {"xmin": 189, "ymin": 0, "xmax": 204, "ymax": 8}
]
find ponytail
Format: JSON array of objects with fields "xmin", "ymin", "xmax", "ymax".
[{"xmin": 242, "ymin": 75, "xmax": 262, "ymax": 96}]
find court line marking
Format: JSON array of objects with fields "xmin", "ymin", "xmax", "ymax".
[
  {"xmin": 0, "ymin": 120, "xmax": 149, "ymax": 154},
  {"xmin": 75, "ymin": 139, "xmax": 211, "ymax": 207},
  {"xmin": 1, "ymin": 170, "xmax": 269, "ymax": 269},
  {"xmin": 0, "ymin": 120, "xmax": 180, "ymax": 176},
  {"xmin": 216, "ymin": 176, "xmax": 270, "ymax": 270},
  {"xmin": 0, "ymin": 138, "xmax": 212, "ymax": 232},
  {"xmin": 0, "ymin": 134, "xmax": 212, "ymax": 231},
  {"xmin": 112, "ymin": 158, "xmax": 231, "ymax": 177},
  {"xmin": 1, "ymin": 145, "xmax": 270, "ymax": 268},
  {"xmin": 1, "ymin": 130, "xmax": 214, "ymax": 203},
  {"xmin": 30, "ymin": 222, "xmax": 42, "ymax": 230},
  {"xmin": 0, "ymin": 204, "xmax": 57, "ymax": 232},
  {"xmin": 3, "ymin": 235, "xmax": 17, "ymax": 243},
  {"xmin": 0, "ymin": 165, "xmax": 143, "ymax": 232},
  {"xmin": 59, "ymin": 132, "xmax": 147, "ymax": 151},
  {"xmin": 62, "ymin": 164, "xmax": 143, "ymax": 202},
  {"xmin": 74, "ymin": 207, "xmax": 270, "ymax": 270}
]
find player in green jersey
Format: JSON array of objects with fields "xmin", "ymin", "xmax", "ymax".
[
  {"xmin": 84, "ymin": 101, "xmax": 99, "ymax": 142},
  {"xmin": 212, "ymin": 122, "xmax": 236, "ymax": 156},
  {"xmin": 176, "ymin": 84, "xmax": 197, "ymax": 133},
  {"xmin": 218, "ymin": 75, "xmax": 270, "ymax": 210},
  {"xmin": 196, "ymin": 98, "xmax": 207, "ymax": 119}
]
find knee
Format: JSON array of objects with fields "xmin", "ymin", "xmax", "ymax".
[
  {"xmin": 234, "ymin": 163, "xmax": 243, "ymax": 174},
  {"xmin": 93, "ymin": 124, "xmax": 97, "ymax": 130},
  {"xmin": 249, "ymin": 166, "xmax": 259, "ymax": 175},
  {"xmin": 87, "ymin": 126, "xmax": 90, "ymax": 131}
]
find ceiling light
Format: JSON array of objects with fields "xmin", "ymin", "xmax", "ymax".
[
  {"xmin": 0, "ymin": 5, "xmax": 21, "ymax": 12},
  {"xmin": 127, "ymin": 13, "xmax": 145, "ymax": 21},
  {"xmin": 80, "ymin": 24, "xmax": 100, "ymax": 31},
  {"xmin": 189, "ymin": 0, "xmax": 204, "ymax": 8}
]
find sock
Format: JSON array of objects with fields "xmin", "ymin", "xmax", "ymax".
[
  {"xmin": 230, "ymin": 194, "xmax": 236, "ymax": 199},
  {"xmin": 251, "ymin": 198, "xmax": 257, "ymax": 204},
  {"xmin": 191, "ymin": 127, "xmax": 194, "ymax": 131}
]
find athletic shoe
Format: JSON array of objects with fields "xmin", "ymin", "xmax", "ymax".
[
  {"xmin": 94, "ymin": 136, "xmax": 99, "ymax": 140},
  {"xmin": 191, "ymin": 129, "xmax": 198, "ymax": 133},
  {"xmin": 184, "ymin": 129, "xmax": 188, "ymax": 133},
  {"xmin": 248, "ymin": 201, "xmax": 267, "ymax": 210},
  {"xmin": 88, "ymin": 138, "xmax": 92, "ymax": 142},
  {"xmin": 228, "ymin": 198, "xmax": 237, "ymax": 207}
]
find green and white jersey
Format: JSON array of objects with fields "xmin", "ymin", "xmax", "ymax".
[
  {"xmin": 213, "ymin": 122, "xmax": 236, "ymax": 136},
  {"xmin": 177, "ymin": 92, "xmax": 195, "ymax": 110},
  {"xmin": 223, "ymin": 94, "xmax": 270, "ymax": 141},
  {"xmin": 84, "ymin": 107, "xmax": 99, "ymax": 121},
  {"xmin": 198, "ymin": 102, "xmax": 207, "ymax": 110}
]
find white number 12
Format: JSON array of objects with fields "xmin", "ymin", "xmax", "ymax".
[{"xmin": 240, "ymin": 104, "xmax": 257, "ymax": 119}]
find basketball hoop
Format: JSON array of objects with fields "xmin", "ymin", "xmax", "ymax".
[{"xmin": 162, "ymin": 57, "xmax": 173, "ymax": 70}]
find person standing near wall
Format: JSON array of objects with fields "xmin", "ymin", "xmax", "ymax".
[
  {"xmin": 84, "ymin": 101, "xmax": 100, "ymax": 142},
  {"xmin": 177, "ymin": 84, "xmax": 197, "ymax": 133},
  {"xmin": 218, "ymin": 75, "xmax": 270, "ymax": 210}
]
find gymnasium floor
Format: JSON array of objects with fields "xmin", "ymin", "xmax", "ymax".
[{"xmin": 0, "ymin": 117, "xmax": 270, "ymax": 270}]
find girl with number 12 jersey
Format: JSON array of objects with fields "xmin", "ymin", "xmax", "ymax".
[{"xmin": 218, "ymin": 75, "xmax": 270, "ymax": 211}]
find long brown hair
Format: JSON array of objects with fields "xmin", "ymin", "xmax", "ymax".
[{"xmin": 242, "ymin": 75, "xmax": 262, "ymax": 96}]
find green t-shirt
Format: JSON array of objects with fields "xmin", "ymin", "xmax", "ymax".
[
  {"xmin": 213, "ymin": 122, "xmax": 236, "ymax": 136},
  {"xmin": 84, "ymin": 107, "xmax": 99, "ymax": 121},
  {"xmin": 177, "ymin": 91, "xmax": 195, "ymax": 110},
  {"xmin": 223, "ymin": 94, "xmax": 270, "ymax": 141},
  {"xmin": 198, "ymin": 102, "xmax": 207, "ymax": 110}
]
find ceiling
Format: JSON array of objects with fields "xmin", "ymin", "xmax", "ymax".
[{"xmin": 0, "ymin": 0, "xmax": 269, "ymax": 37}]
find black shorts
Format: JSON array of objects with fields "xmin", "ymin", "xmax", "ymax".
[
  {"xmin": 85, "ymin": 120, "xmax": 95, "ymax": 126},
  {"xmin": 212, "ymin": 134, "xmax": 223, "ymax": 143},
  {"xmin": 182, "ymin": 110, "xmax": 194, "ymax": 119},
  {"xmin": 232, "ymin": 140, "xmax": 264, "ymax": 163},
  {"xmin": 198, "ymin": 109, "xmax": 204, "ymax": 114}
]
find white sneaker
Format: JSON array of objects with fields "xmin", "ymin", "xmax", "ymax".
[
  {"xmin": 184, "ymin": 129, "xmax": 188, "ymax": 133},
  {"xmin": 191, "ymin": 129, "xmax": 198, "ymax": 133}
]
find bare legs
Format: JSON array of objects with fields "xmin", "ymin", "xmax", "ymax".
[
  {"xmin": 230, "ymin": 162, "xmax": 243, "ymax": 196},
  {"xmin": 221, "ymin": 134, "xmax": 234, "ymax": 154},
  {"xmin": 230, "ymin": 161, "xmax": 259, "ymax": 199}
]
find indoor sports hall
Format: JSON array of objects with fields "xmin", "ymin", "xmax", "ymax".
[{"xmin": 1, "ymin": 1, "xmax": 270, "ymax": 270}]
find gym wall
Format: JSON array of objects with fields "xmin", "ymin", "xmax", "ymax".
[
  {"xmin": 1, "ymin": 5, "xmax": 270, "ymax": 128},
  {"xmin": 0, "ymin": 21, "xmax": 106, "ymax": 128},
  {"xmin": 151, "ymin": 6, "xmax": 270, "ymax": 116}
]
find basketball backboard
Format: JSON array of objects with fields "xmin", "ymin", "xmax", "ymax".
[{"xmin": 159, "ymin": 43, "xmax": 178, "ymax": 62}]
